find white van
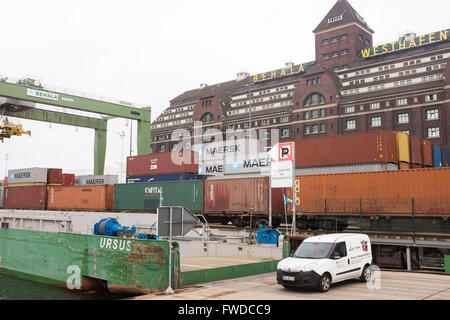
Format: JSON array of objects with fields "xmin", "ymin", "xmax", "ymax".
[{"xmin": 277, "ymin": 234, "xmax": 372, "ymax": 292}]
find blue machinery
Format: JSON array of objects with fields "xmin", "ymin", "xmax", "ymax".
[
  {"xmin": 255, "ymin": 219, "xmax": 282, "ymax": 245},
  {"xmin": 94, "ymin": 218, "xmax": 160, "ymax": 240}
]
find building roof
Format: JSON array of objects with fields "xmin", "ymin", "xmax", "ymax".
[{"xmin": 313, "ymin": 0, "xmax": 374, "ymax": 34}]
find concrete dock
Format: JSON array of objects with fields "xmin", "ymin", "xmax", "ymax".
[{"xmin": 132, "ymin": 271, "xmax": 450, "ymax": 300}]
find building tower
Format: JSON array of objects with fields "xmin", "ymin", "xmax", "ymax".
[{"xmin": 314, "ymin": 0, "xmax": 374, "ymax": 71}]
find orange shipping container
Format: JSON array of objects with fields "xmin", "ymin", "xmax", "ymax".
[
  {"xmin": 289, "ymin": 168, "xmax": 450, "ymax": 216},
  {"xmin": 47, "ymin": 185, "xmax": 114, "ymax": 211}
]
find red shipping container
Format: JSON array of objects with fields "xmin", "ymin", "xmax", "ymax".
[
  {"xmin": 62, "ymin": 174, "xmax": 75, "ymax": 186},
  {"xmin": 204, "ymin": 177, "xmax": 269, "ymax": 214},
  {"xmin": 422, "ymin": 139, "xmax": 433, "ymax": 167},
  {"xmin": 4, "ymin": 185, "xmax": 47, "ymax": 209},
  {"xmin": 295, "ymin": 131, "xmax": 399, "ymax": 169},
  {"xmin": 47, "ymin": 168, "xmax": 63, "ymax": 184},
  {"xmin": 409, "ymin": 135, "xmax": 423, "ymax": 165},
  {"xmin": 127, "ymin": 151, "xmax": 198, "ymax": 177}
]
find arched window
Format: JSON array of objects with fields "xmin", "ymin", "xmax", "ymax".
[
  {"xmin": 200, "ymin": 112, "xmax": 214, "ymax": 123},
  {"xmin": 304, "ymin": 93, "xmax": 325, "ymax": 107}
]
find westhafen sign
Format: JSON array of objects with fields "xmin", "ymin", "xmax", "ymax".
[{"xmin": 361, "ymin": 29, "xmax": 450, "ymax": 59}]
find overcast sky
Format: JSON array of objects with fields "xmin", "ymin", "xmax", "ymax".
[{"xmin": 0, "ymin": 0, "xmax": 448, "ymax": 180}]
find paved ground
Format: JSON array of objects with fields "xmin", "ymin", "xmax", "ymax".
[{"xmin": 132, "ymin": 271, "xmax": 450, "ymax": 300}]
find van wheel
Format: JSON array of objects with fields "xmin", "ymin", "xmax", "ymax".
[
  {"xmin": 317, "ymin": 273, "xmax": 331, "ymax": 292},
  {"xmin": 360, "ymin": 265, "xmax": 371, "ymax": 283}
]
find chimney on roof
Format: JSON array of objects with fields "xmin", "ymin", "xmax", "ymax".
[
  {"xmin": 200, "ymin": 83, "xmax": 208, "ymax": 88},
  {"xmin": 236, "ymin": 71, "xmax": 250, "ymax": 81},
  {"xmin": 285, "ymin": 61, "xmax": 294, "ymax": 69}
]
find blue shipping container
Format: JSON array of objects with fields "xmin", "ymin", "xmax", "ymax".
[
  {"xmin": 442, "ymin": 145, "xmax": 450, "ymax": 167},
  {"xmin": 432, "ymin": 145, "xmax": 442, "ymax": 168},
  {"xmin": 126, "ymin": 173, "xmax": 208, "ymax": 184}
]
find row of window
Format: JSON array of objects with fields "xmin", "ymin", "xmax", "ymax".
[
  {"xmin": 322, "ymin": 34, "xmax": 347, "ymax": 45},
  {"xmin": 305, "ymin": 108, "xmax": 327, "ymax": 120},
  {"xmin": 344, "ymin": 119, "xmax": 441, "ymax": 138},
  {"xmin": 163, "ymin": 105, "xmax": 195, "ymax": 115},
  {"xmin": 345, "ymin": 95, "xmax": 439, "ymax": 114},
  {"xmin": 323, "ymin": 49, "xmax": 348, "ymax": 60},
  {"xmin": 342, "ymin": 53, "xmax": 447, "ymax": 80},
  {"xmin": 226, "ymin": 116, "xmax": 290, "ymax": 130},
  {"xmin": 201, "ymin": 100, "xmax": 212, "ymax": 107},
  {"xmin": 306, "ymin": 78, "xmax": 321, "ymax": 87},
  {"xmin": 305, "ymin": 123, "xmax": 326, "ymax": 135}
]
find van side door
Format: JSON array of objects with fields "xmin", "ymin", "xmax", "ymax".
[{"xmin": 330, "ymin": 242, "xmax": 350, "ymax": 282}]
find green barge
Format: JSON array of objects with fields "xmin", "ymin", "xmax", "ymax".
[{"xmin": 0, "ymin": 228, "xmax": 180, "ymax": 294}]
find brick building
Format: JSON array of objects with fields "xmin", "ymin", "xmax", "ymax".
[{"xmin": 151, "ymin": 0, "xmax": 450, "ymax": 154}]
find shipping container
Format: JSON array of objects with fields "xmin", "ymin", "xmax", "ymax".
[
  {"xmin": 7, "ymin": 168, "xmax": 48, "ymax": 185},
  {"xmin": 289, "ymin": 168, "xmax": 450, "ymax": 215},
  {"xmin": 114, "ymin": 181, "xmax": 203, "ymax": 213},
  {"xmin": 74, "ymin": 175, "xmax": 118, "ymax": 186},
  {"xmin": 126, "ymin": 173, "xmax": 208, "ymax": 184},
  {"xmin": 396, "ymin": 132, "xmax": 410, "ymax": 163},
  {"xmin": 47, "ymin": 168, "xmax": 63, "ymax": 184},
  {"xmin": 62, "ymin": 174, "xmax": 75, "ymax": 186},
  {"xmin": 204, "ymin": 177, "xmax": 270, "ymax": 214},
  {"xmin": 294, "ymin": 131, "xmax": 399, "ymax": 169},
  {"xmin": 295, "ymin": 163, "xmax": 398, "ymax": 176},
  {"xmin": 47, "ymin": 185, "xmax": 114, "ymax": 211},
  {"xmin": 433, "ymin": 145, "xmax": 443, "ymax": 168},
  {"xmin": 3, "ymin": 185, "xmax": 47, "ymax": 209},
  {"xmin": 409, "ymin": 135, "xmax": 423, "ymax": 165},
  {"xmin": 0, "ymin": 186, "xmax": 4, "ymax": 208},
  {"xmin": 442, "ymin": 145, "xmax": 449, "ymax": 167},
  {"xmin": 399, "ymin": 163, "xmax": 410, "ymax": 170},
  {"xmin": 127, "ymin": 151, "xmax": 198, "ymax": 177},
  {"xmin": 422, "ymin": 139, "xmax": 433, "ymax": 167}
]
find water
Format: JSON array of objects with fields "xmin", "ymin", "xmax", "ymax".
[{"xmin": 0, "ymin": 270, "xmax": 137, "ymax": 300}]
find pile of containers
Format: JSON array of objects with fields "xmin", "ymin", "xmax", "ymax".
[
  {"xmin": 3, "ymin": 168, "xmax": 62, "ymax": 210},
  {"xmin": 432, "ymin": 144, "xmax": 450, "ymax": 168},
  {"xmin": 0, "ymin": 167, "xmax": 117, "ymax": 211},
  {"xmin": 294, "ymin": 131, "xmax": 439, "ymax": 175}
]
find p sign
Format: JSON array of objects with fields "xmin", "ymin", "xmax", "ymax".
[{"xmin": 278, "ymin": 142, "xmax": 293, "ymax": 161}]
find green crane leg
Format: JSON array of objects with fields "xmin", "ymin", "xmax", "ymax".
[
  {"xmin": 94, "ymin": 129, "xmax": 107, "ymax": 175},
  {"xmin": 137, "ymin": 107, "xmax": 151, "ymax": 155}
]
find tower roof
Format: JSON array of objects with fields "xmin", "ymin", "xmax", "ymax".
[{"xmin": 313, "ymin": 0, "xmax": 374, "ymax": 34}]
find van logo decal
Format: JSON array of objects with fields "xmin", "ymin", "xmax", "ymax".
[{"xmin": 361, "ymin": 240, "xmax": 369, "ymax": 252}]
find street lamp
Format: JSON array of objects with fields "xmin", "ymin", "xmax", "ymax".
[{"xmin": 118, "ymin": 131, "xmax": 125, "ymax": 183}]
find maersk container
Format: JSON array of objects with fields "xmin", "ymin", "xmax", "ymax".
[
  {"xmin": 294, "ymin": 131, "xmax": 399, "ymax": 168},
  {"xmin": 126, "ymin": 173, "xmax": 208, "ymax": 184},
  {"xmin": 409, "ymin": 135, "xmax": 422, "ymax": 165},
  {"xmin": 127, "ymin": 151, "xmax": 199, "ymax": 177},
  {"xmin": 7, "ymin": 168, "xmax": 48, "ymax": 185},
  {"xmin": 433, "ymin": 145, "xmax": 443, "ymax": 168},
  {"xmin": 114, "ymin": 181, "xmax": 203, "ymax": 213},
  {"xmin": 74, "ymin": 175, "xmax": 118, "ymax": 186},
  {"xmin": 422, "ymin": 139, "xmax": 433, "ymax": 167},
  {"xmin": 3, "ymin": 185, "xmax": 47, "ymax": 209}
]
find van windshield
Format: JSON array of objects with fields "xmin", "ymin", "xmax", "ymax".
[{"xmin": 294, "ymin": 242, "xmax": 334, "ymax": 259}]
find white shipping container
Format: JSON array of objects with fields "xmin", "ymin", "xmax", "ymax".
[
  {"xmin": 8, "ymin": 168, "xmax": 48, "ymax": 185},
  {"xmin": 74, "ymin": 175, "xmax": 119, "ymax": 186}
]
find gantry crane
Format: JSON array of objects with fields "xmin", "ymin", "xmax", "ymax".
[{"xmin": 0, "ymin": 117, "xmax": 31, "ymax": 142}]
